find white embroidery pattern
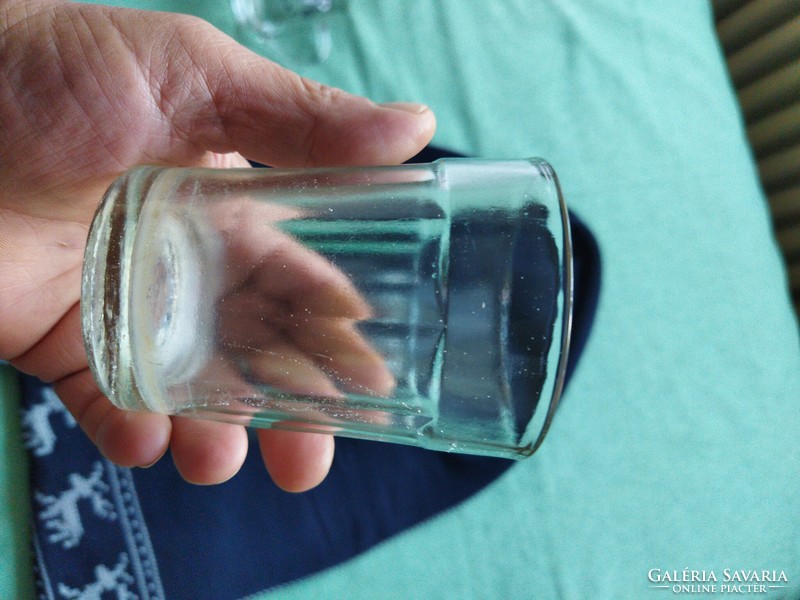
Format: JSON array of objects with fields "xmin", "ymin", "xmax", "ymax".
[
  {"xmin": 22, "ymin": 386, "xmax": 77, "ymax": 457},
  {"xmin": 28, "ymin": 384, "xmax": 166, "ymax": 600},
  {"xmin": 56, "ymin": 553, "xmax": 137, "ymax": 600},
  {"xmin": 36, "ymin": 462, "xmax": 116, "ymax": 549}
]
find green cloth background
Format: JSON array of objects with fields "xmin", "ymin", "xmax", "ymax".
[
  {"xmin": 2, "ymin": 1, "xmax": 799, "ymax": 598},
  {"xmin": 0, "ymin": 365, "xmax": 31, "ymax": 600}
]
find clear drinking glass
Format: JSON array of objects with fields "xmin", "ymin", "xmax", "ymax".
[
  {"xmin": 229, "ymin": 0, "xmax": 337, "ymax": 64},
  {"xmin": 82, "ymin": 159, "xmax": 572, "ymax": 458}
]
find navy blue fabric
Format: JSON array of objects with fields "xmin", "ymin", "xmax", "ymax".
[
  {"xmin": 21, "ymin": 147, "xmax": 600, "ymax": 599},
  {"xmin": 566, "ymin": 209, "xmax": 601, "ymax": 383},
  {"xmin": 20, "ymin": 378, "xmax": 168, "ymax": 599}
]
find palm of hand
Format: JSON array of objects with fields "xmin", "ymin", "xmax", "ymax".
[{"xmin": 0, "ymin": 0, "xmax": 434, "ymax": 489}]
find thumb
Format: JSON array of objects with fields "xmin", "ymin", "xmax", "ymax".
[{"xmin": 137, "ymin": 14, "xmax": 436, "ymax": 167}]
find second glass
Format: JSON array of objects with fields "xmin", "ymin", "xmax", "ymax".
[{"xmin": 82, "ymin": 159, "xmax": 572, "ymax": 458}]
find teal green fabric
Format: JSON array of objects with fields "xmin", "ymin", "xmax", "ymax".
[
  {"xmin": 0, "ymin": 365, "xmax": 34, "ymax": 600},
  {"xmin": 3, "ymin": 1, "xmax": 800, "ymax": 598}
]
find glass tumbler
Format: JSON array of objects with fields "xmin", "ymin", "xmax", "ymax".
[
  {"xmin": 229, "ymin": 0, "xmax": 337, "ymax": 64},
  {"xmin": 82, "ymin": 159, "xmax": 572, "ymax": 458}
]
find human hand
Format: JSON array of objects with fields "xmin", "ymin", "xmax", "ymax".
[
  {"xmin": 0, "ymin": 0, "xmax": 435, "ymax": 490},
  {"xmin": 212, "ymin": 198, "xmax": 396, "ymax": 401}
]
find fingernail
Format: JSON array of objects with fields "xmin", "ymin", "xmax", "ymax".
[
  {"xmin": 138, "ymin": 448, "xmax": 168, "ymax": 469},
  {"xmin": 379, "ymin": 102, "xmax": 430, "ymax": 114}
]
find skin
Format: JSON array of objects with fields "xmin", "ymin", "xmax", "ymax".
[{"xmin": 0, "ymin": 0, "xmax": 435, "ymax": 491}]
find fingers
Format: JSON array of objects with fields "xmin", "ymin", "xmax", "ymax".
[
  {"xmin": 257, "ymin": 429, "xmax": 334, "ymax": 493},
  {"xmin": 136, "ymin": 13, "xmax": 436, "ymax": 167},
  {"xmin": 169, "ymin": 417, "xmax": 249, "ymax": 485},
  {"xmin": 53, "ymin": 368, "xmax": 250, "ymax": 484},
  {"xmin": 218, "ymin": 286, "xmax": 394, "ymax": 397},
  {"xmin": 286, "ymin": 317, "xmax": 396, "ymax": 397},
  {"xmin": 249, "ymin": 236, "xmax": 373, "ymax": 319},
  {"xmin": 54, "ymin": 369, "xmax": 171, "ymax": 468},
  {"xmin": 210, "ymin": 86, "xmax": 436, "ymax": 168},
  {"xmin": 215, "ymin": 204, "xmax": 373, "ymax": 320},
  {"xmin": 15, "ymin": 300, "xmax": 248, "ymax": 483},
  {"xmin": 236, "ymin": 348, "xmax": 343, "ymax": 399}
]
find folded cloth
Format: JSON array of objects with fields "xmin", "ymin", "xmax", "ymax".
[{"xmin": 20, "ymin": 147, "xmax": 600, "ymax": 599}]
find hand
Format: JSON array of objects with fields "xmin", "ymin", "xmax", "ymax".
[
  {"xmin": 0, "ymin": 0, "xmax": 435, "ymax": 490},
  {"xmin": 213, "ymin": 199, "xmax": 396, "ymax": 400}
]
